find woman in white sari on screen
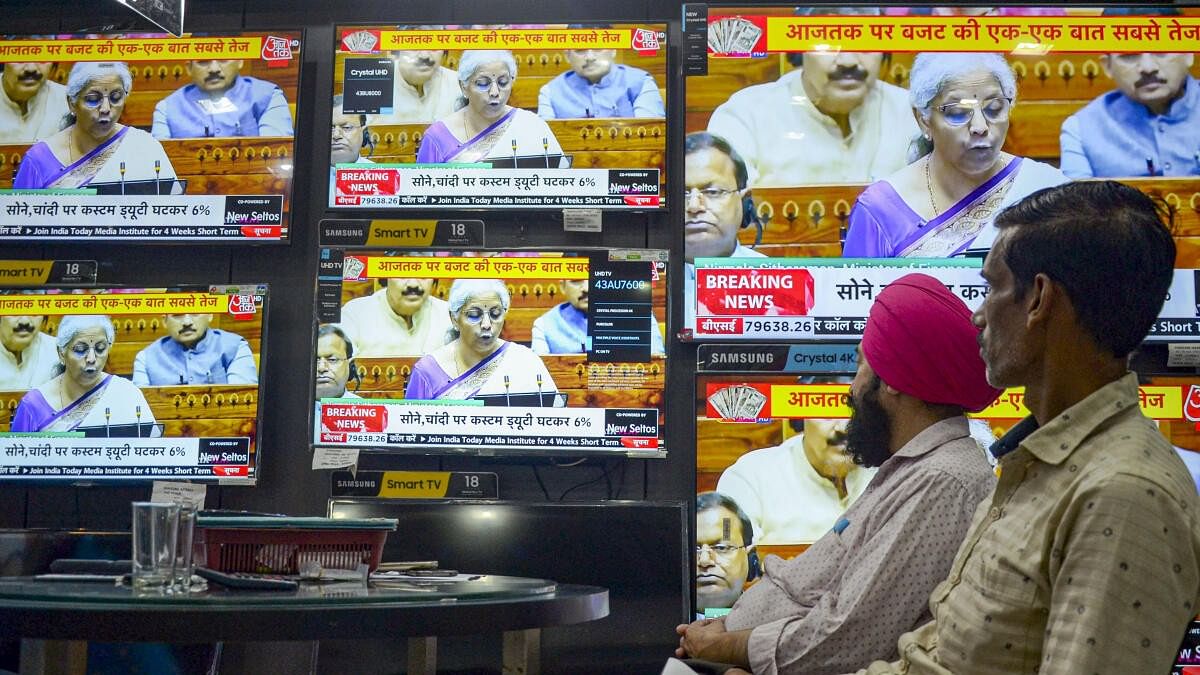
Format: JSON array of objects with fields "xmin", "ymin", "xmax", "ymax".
[
  {"xmin": 12, "ymin": 62, "xmax": 179, "ymax": 191},
  {"xmin": 415, "ymin": 50, "xmax": 566, "ymax": 168},
  {"xmin": 10, "ymin": 315, "xmax": 156, "ymax": 433},
  {"xmin": 403, "ymin": 279, "xmax": 557, "ymax": 402}
]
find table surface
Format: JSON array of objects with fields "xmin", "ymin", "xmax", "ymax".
[{"xmin": 0, "ymin": 575, "xmax": 609, "ymax": 642}]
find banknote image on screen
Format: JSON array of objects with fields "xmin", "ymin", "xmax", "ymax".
[
  {"xmin": 330, "ymin": 23, "xmax": 667, "ymax": 209},
  {"xmin": 0, "ymin": 284, "xmax": 268, "ymax": 482},
  {"xmin": 0, "ymin": 31, "xmax": 302, "ymax": 242},
  {"xmin": 683, "ymin": 5, "xmax": 1200, "ymax": 334},
  {"xmin": 313, "ymin": 248, "xmax": 668, "ymax": 456}
]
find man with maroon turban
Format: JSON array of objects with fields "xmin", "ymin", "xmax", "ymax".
[{"xmin": 670, "ymin": 272, "xmax": 1002, "ymax": 675}]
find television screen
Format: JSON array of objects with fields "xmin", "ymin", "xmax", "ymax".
[
  {"xmin": 0, "ymin": 284, "xmax": 268, "ymax": 482},
  {"xmin": 683, "ymin": 6, "xmax": 1200, "ymax": 332},
  {"xmin": 0, "ymin": 31, "xmax": 302, "ymax": 242},
  {"xmin": 694, "ymin": 348, "xmax": 1200, "ymax": 617},
  {"xmin": 330, "ymin": 23, "xmax": 667, "ymax": 209},
  {"xmin": 313, "ymin": 247, "xmax": 668, "ymax": 456}
]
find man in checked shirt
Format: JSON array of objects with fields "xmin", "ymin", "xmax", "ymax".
[{"xmin": 855, "ymin": 180, "xmax": 1200, "ymax": 675}]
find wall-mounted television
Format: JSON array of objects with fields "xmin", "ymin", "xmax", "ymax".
[
  {"xmin": 682, "ymin": 6, "xmax": 1200, "ymax": 331},
  {"xmin": 313, "ymin": 247, "xmax": 668, "ymax": 457},
  {"xmin": 0, "ymin": 31, "xmax": 302, "ymax": 242},
  {"xmin": 0, "ymin": 284, "xmax": 268, "ymax": 482},
  {"xmin": 693, "ymin": 345, "xmax": 1200, "ymax": 617},
  {"xmin": 330, "ymin": 23, "xmax": 667, "ymax": 209}
]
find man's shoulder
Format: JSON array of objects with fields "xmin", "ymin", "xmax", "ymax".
[
  {"xmin": 717, "ymin": 72, "xmax": 795, "ymax": 108},
  {"xmin": 1068, "ymin": 89, "xmax": 1131, "ymax": 127},
  {"xmin": 157, "ymin": 84, "xmax": 195, "ymax": 107},
  {"xmin": 43, "ymin": 80, "xmax": 66, "ymax": 96},
  {"xmin": 873, "ymin": 79, "xmax": 914, "ymax": 107},
  {"xmin": 1076, "ymin": 416, "xmax": 1198, "ymax": 504}
]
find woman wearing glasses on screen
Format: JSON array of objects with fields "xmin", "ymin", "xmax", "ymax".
[
  {"xmin": 415, "ymin": 50, "xmax": 567, "ymax": 168},
  {"xmin": 403, "ymin": 279, "xmax": 558, "ymax": 403},
  {"xmin": 10, "ymin": 315, "xmax": 156, "ymax": 434},
  {"xmin": 13, "ymin": 62, "xmax": 179, "ymax": 192},
  {"xmin": 842, "ymin": 53, "xmax": 1067, "ymax": 259}
]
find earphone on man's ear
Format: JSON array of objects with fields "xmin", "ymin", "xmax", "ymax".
[
  {"xmin": 741, "ymin": 195, "xmax": 764, "ymax": 247},
  {"xmin": 362, "ymin": 125, "xmax": 375, "ymax": 156},
  {"xmin": 746, "ymin": 546, "xmax": 761, "ymax": 581}
]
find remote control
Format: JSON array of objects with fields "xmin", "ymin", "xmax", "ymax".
[{"xmin": 195, "ymin": 567, "xmax": 299, "ymax": 591}]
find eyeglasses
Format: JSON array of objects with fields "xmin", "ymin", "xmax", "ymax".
[
  {"xmin": 471, "ymin": 76, "xmax": 512, "ymax": 93},
  {"xmin": 69, "ymin": 342, "xmax": 109, "ymax": 357},
  {"xmin": 684, "ymin": 187, "xmax": 740, "ymax": 204},
  {"xmin": 81, "ymin": 90, "xmax": 126, "ymax": 108},
  {"xmin": 315, "ymin": 355, "xmax": 347, "ymax": 367},
  {"xmin": 936, "ymin": 97, "xmax": 1012, "ymax": 126},
  {"xmin": 696, "ymin": 543, "xmax": 745, "ymax": 558},
  {"xmin": 331, "ymin": 123, "xmax": 362, "ymax": 137},
  {"xmin": 462, "ymin": 307, "xmax": 506, "ymax": 324}
]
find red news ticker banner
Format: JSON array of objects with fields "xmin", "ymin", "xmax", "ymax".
[
  {"xmin": 321, "ymin": 403, "xmax": 389, "ymax": 433},
  {"xmin": 696, "ymin": 268, "xmax": 815, "ymax": 316}
]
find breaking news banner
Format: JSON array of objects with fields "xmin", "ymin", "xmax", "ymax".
[
  {"xmin": 706, "ymin": 382, "xmax": 1196, "ymax": 424},
  {"xmin": 332, "ymin": 167, "xmax": 661, "ymax": 209},
  {"xmin": 0, "ymin": 436, "xmax": 251, "ymax": 479},
  {"xmin": 0, "ymin": 194, "xmax": 285, "ymax": 241},
  {"xmin": 692, "ymin": 259, "xmax": 1200, "ymax": 342},
  {"xmin": 330, "ymin": 470, "xmax": 498, "ymax": 499},
  {"xmin": 317, "ymin": 400, "xmax": 661, "ymax": 455}
]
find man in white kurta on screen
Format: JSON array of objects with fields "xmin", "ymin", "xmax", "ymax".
[
  {"xmin": 670, "ymin": 273, "xmax": 1001, "ymax": 675},
  {"xmin": 339, "ymin": 278, "xmax": 452, "ymax": 357},
  {"xmin": 0, "ymin": 314, "xmax": 59, "ymax": 390},
  {"xmin": 0, "ymin": 62, "xmax": 68, "ymax": 143},
  {"xmin": 717, "ymin": 416, "xmax": 876, "ymax": 545},
  {"xmin": 705, "ymin": 8, "xmax": 917, "ymax": 188}
]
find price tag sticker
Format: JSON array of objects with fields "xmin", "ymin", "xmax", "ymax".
[
  {"xmin": 150, "ymin": 481, "xmax": 207, "ymax": 509},
  {"xmin": 563, "ymin": 209, "xmax": 602, "ymax": 232}
]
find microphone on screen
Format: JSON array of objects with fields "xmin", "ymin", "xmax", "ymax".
[
  {"xmin": 105, "ymin": 407, "xmax": 112, "ymax": 437},
  {"xmin": 154, "ymin": 160, "xmax": 162, "ymax": 196},
  {"xmin": 542, "ymin": 137, "xmax": 550, "ymax": 169},
  {"xmin": 135, "ymin": 406, "xmax": 143, "ymax": 438},
  {"xmin": 119, "ymin": 162, "xmax": 126, "ymax": 195},
  {"xmin": 536, "ymin": 374, "xmax": 544, "ymax": 407},
  {"xmin": 504, "ymin": 375, "xmax": 511, "ymax": 407},
  {"xmin": 511, "ymin": 139, "xmax": 518, "ymax": 168}
]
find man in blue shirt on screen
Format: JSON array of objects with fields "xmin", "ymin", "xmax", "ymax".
[
  {"xmin": 537, "ymin": 48, "xmax": 664, "ymax": 119},
  {"xmin": 530, "ymin": 277, "xmax": 665, "ymax": 355},
  {"xmin": 1059, "ymin": 9, "xmax": 1198, "ymax": 177},
  {"xmin": 132, "ymin": 313, "xmax": 258, "ymax": 386},
  {"xmin": 151, "ymin": 59, "xmax": 294, "ymax": 139}
]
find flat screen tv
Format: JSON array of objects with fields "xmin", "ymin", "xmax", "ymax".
[
  {"xmin": 313, "ymin": 248, "xmax": 668, "ymax": 457},
  {"xmin": 330, "ymin": 23, "xmax": 667, "ymax": 209},
  {"xmin": 0, "ymin": 30, "xmax": 303, "ymax": 242},
  {"xmin": 0, "ymin": 284, "xmax": 268, "ymax": 483},
  {"xmin": 683, "ymin": 5, "xmax": 1200, "ymax": 333},
  {"xmin": 694, "ymin": 355, "xmax": 1200, "ymax": 617}
]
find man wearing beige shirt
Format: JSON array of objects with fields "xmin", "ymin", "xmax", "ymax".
[{"xmin": 856, "ymin": 180, "xmax": 1200, "ymax": 674}]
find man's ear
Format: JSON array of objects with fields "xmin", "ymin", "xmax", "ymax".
[
  {"xmin": 1025, "ymin": 272, "xmax": 1056, "ymax": 328},
  {"xmin": 1098, "ymin": 54, "xmax": 1115, "ymax": 81}
]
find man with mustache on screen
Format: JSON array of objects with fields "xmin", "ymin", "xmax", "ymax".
[
  {"xmin": 370, "ymin": 46, "xmax": 461, "ymax": 125},
  {"xmin": 339, "ymin": 277, "xmax": 453, "ymax": 357},
  {"xmin": 0, "ymin": 313, "xmax": 59, "ymax": 390},
  {"xmin": 716, "ymin": 413, "xmax": 876, "ymax": 546},
  {"xmin": 706, "ymin": 8, "xmax": 917, "ymax": 187},
  {"xmin": 1060, "ymin": 8, "xmax": 1197, "ymax": 178},
  {"xmin": 151, "ymin": 59, "xmax": 294, "ymax": 138},
  {"xmin": 669, "ymin": 274, "xmax": 1000, "ymax": 675},
  {"xmin": 0, "ymin": 61, "xmax": 68, "ymax": 143}
]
